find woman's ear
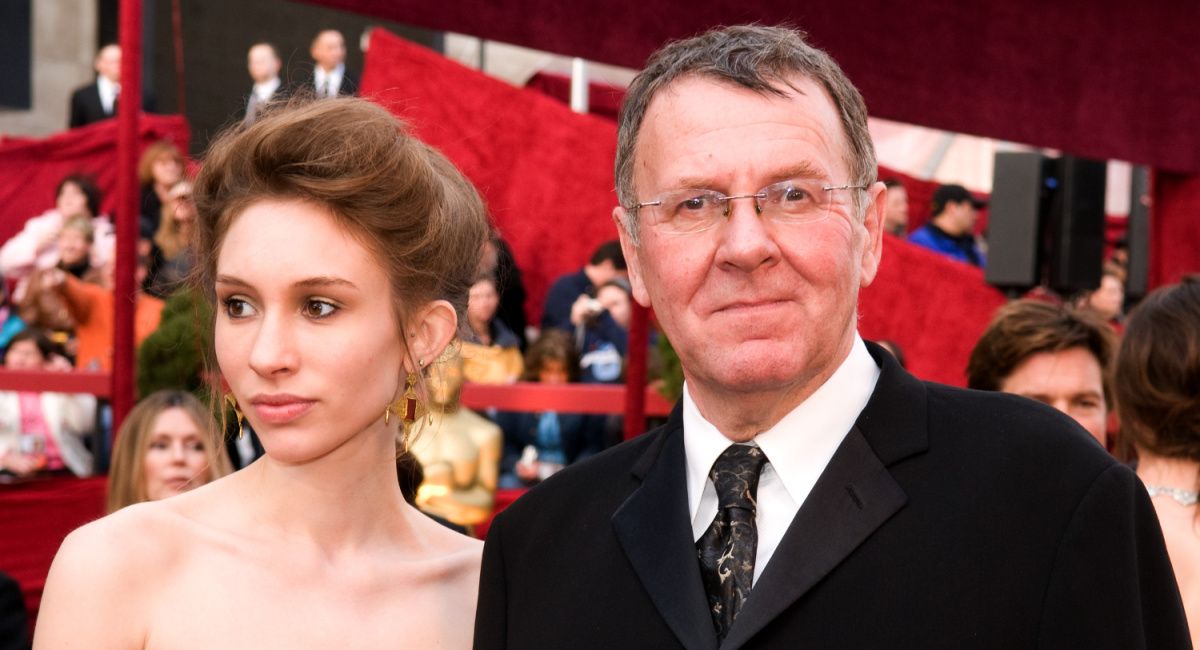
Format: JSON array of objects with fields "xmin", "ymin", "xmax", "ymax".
[{"xmin": 406, "ymin": 299, "xmax": 458, "ymax": 371}]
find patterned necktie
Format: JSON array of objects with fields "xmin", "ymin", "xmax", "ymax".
[{"xmin": 696, "ymin": 444, "xmax": 768, "ymax": 641}]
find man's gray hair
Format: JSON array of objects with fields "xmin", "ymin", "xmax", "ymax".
[{"xmin": 615, "ymin": 25, "xmax": 878, "ymax": 238}]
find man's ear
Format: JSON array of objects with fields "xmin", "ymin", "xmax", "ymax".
[
  {"xmin": 406, "ymin": 299, "xmax": 458, "ymax": 371},
  {"xmin": 859, "ymin": 181, "xmax": 886, "ymax": 288},
  {"xmin": 613, "ymin": 206, "xmax": 651, "ymax": 307}
]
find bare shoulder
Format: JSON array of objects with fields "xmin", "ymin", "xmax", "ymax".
[
  {"xmin": 405, "ymin": 508, "xmax": 483, "ymax": 582},
  {"xmin": 35, "ymin": 501, "xmax": 185, "ymax": 648}
]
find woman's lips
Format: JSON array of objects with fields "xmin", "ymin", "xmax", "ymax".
[{"xmin": 250, "ymin": 396, "xmax": 316, "ymax": 425}]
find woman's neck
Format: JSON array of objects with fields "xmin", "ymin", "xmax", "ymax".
[{"xmin": 1137, "ymin": 452, "xmax": 1200, "ymax": 490}]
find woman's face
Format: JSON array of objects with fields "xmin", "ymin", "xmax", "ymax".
[
  {"xmin": 58, "ymin": 228, "xmax": 90, "ymax": 266},
  {"xmin": 215, "ymin": 199, "xmax": 409, "ymax": 465},
  {"xmin": 142, "ymin": 407, "xmax": 211, "ymax": 501},
  {"xmin": 4, "ymin": 340, "xmax": 45, "ymax": 369},
  {"xmin": 467, "ymin": 279, "xmax": 499, "ymax": 328},
  {"xmin": 56, "ymin": 182, "xmax": 90, "ymax": 218},
  {"xmin": 152, "ymin": 155, "xmax": 183, "ymax": 187}
]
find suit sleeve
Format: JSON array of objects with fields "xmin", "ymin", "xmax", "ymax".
[
  {"xmin": 1037, "ymin": 464, "xmax": 1191, "ymax": 649},
  {"xmin": 68, "ymin": 89, "xmax": 85, "ymax": 129},
  {"xmin": 474, "ymin": 512, "xmax": 509, "ymax": 649}
]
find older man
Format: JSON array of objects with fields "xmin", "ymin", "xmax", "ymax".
[{"xmin": 475, "ymin": 25, "xmax": 1187, "ymax": 649}]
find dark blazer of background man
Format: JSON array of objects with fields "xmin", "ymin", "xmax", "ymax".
[
  {"xmin": 69, "ymin": 44, "xmax": 122, "ymax": 128},
  {"xmin": 474, "ymin": 25, "xmax": 1189, "ymax": 650},
  {"xmin": 295, "ymin": 29, "xmax": 358, "ymax": 98}
]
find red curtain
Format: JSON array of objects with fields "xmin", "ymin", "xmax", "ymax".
[
  {"xmin": 1151, "ymin": 172, "xmax": 1200, "ymax": 287},
  {"xmin": 0, "ymin": 115, "xmax": 191, "ymax": 243}
]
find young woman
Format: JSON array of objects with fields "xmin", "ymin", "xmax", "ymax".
[
  {"xmin": 37, "ymin": 98, "xmax": 490, "ymax": 647},
  {"xmin": 106, "ymin": 390, "xmax": 232, "ymax": 513}
]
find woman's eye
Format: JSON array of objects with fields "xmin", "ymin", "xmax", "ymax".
[
  {"xmin": 304, "ymin": 299, "xmax": 338, "ymax": 319},
  {"xmin": 223, "ymin": 297, "xmax": 256, "ymax": 319}
]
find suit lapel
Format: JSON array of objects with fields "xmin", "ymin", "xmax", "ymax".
[
  {"xmin": 722, "ymin": 343, "xmax": 927, "ymax": 650},
  {"xmin": 721, "ymin": 427, "xmax": 907, "ymax": 649},
  {"xmin": 612, "ymin": 414, "xmax": 718, "ymax": 650}
]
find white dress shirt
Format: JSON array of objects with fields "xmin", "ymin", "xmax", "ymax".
[
  {"xmin": 97, "ymin": 75, "xmax": 119, "ymax": 115},
  {"xmin": 251, "ymin": 76, "xmax": 281, "ymax": 103},
  {"xmin": 684, "ymin": 334, "xmax": 881, "ymax": 583},
  {"xmin": 313, "ymin": 63, "xmax": 344, "ymax": 98}
]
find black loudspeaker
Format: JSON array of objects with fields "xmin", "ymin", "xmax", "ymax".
[
  {"xmin": 1125, "ymin": 165, "xmax": 1150, "ymax": 300},
  {"xmin": 986, "ymin": 152, "xmax": 1107, "ymax": 294}
]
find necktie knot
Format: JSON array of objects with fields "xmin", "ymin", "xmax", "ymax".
[{"xmin": 709, "ymin": 444, "xmax": 768, "ymax": 513}]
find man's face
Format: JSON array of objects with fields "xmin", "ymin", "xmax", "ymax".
[
  {"xmin": 999, "ymin": 346, "xmax": 1108, "ymax": 445},
  {"xmin": 616, "ymin": 76, "xmax": 884, "ymax": 402},
  {"xmin": 949, "ymin": 201, "xmax": 979, "ymax": 236},
  {"xmin": 311, "ymin": 31, "xmax": 346, "ymax": 71},
  {"xmin": 95, "ymin": 46, "xmax": 121, "ymax": 83},
  {"xmin": 247, "ymin": 45, "xmax": 281, "ymax": 83},
  {"xmin": 884, "ymin": 186, "xmax": 908, "ymax": 235}
]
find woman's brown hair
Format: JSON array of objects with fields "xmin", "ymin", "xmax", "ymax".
[
  {"xmin": 1115, "ymin": 276, "xmax": 1200, "ymax": 476},
  {"xmin": 106, "ymin": 390, "xmax": 232, "ymax": 513},
  {"xmin": 137, "ymin": 141, "xmax": 184, "ymax": 187},
  {"xmin": 192, "ymin": 97, "xmax": 490, "ymax": 421}
]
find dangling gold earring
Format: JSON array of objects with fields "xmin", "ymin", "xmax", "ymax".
[
  {"xmin": 225, "ymin": 393, "xmax": 246, "ymax": 440},
  {"xmin": 399, "ymin": 370, "xmax": 424, "ymax": 443}
]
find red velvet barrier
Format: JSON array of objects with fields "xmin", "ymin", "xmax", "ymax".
[
  {"xmin": 523, "ymin": 72, "xmax": 627, "ymax": 122},
  {"xmin": 1150, "ymin": 171, "xmax": 1200, "ymax": 287},
  {"xmin": 361, "ymin": 30, "xmax": 622, "ymax": 329},
  {"xmin": 0, "ymin": 115, "xmax": 190, "ymax": 244},
  {"xmin": 0, "ymin": 476, "xmax": 107, "ymax": 628}
]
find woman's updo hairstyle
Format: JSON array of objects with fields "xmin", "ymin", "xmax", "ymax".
[{"xmin": 192, "ymin": 97, "xmax": 490, "ymax": 365}]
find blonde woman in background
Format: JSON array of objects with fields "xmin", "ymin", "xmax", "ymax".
[{"xmin": 106, "ymin": 389, "xmax": 232, "ymax": 513}]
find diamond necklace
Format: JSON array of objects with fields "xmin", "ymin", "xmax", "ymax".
[{"xmin": 1145, "ymin": 485, "xmax": 1199, "ymax": 507}]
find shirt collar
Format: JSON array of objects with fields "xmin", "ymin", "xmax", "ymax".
[
  {"xmin": 683, "ymin": 334, "xmax": 881, "ymax": 517},
  {"xmin": 97, "ymin": 76, "xmax": 119, "ymax": 104},
  {"xmin": 253, "ymin": 77, "xmax": 281, "ymax": 101}
]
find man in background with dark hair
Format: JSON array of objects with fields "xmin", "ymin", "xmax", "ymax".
[
  {"xmin": 540, "ymin": 239, "xmax": 627, "ymax": 333},
  {"xmin": 967, "ymin": 299, "xmax": 1116, "ymax": 446},
  {"xmin": 909, "ymin": 183, "xmax": 986, "ymax": 266},
  {"xmin": 68, "ymin": 45, "xmax": 122, "ymax": 128}
]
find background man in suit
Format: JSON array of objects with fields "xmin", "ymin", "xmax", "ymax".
[
  {"xmin": 68, "ymin": 44, "xmax": 121, "ymax": 128},
  {"xmin": 475, "ymin": 25, "xmax": 1189, "ymax": 649},
  {"xmin": 241, "ymin": 42, "xmax": 285, "ymax": 127},
  {"xmin": 299, "ymin": 29, "xmax": 357, "ymax": 98}
]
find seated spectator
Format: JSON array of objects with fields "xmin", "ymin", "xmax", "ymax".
[
  {"xmin": 967, "ymin": 299, "xmax": 1116, "ymax": 446},
  {"xmin": 40, "ymin": 258, "xmax": 164, "ymax": 371},
  {"xmin": 882, "ymin": 178, "xmax": 908, "ymax": 237},
  {"xmin": 0, "ymin": 173, "xmax": 113, "ymax": 284},
  {"xmin": 540, "ymin": 239, "xmax": 627, "ymax": 333},
  {"xmin": 482, "ymin": 233, "xmax": 529, "ymax": 350},
  {"xmin": 578, "ymin": 278, "xmax": 632, "ymax": 383},
  {"xmin": 908, "ymin": 183, "xmax": 986, "ymax": 267},
  {"xmin": 1076, "ymin": 261, "xmax": 1126, "ymax": 328},
  {"xmin": 106, "ymin": 389, "xmax": 232, "ymax": 513},
  {"xmin": 0, "ymin": 329, "xmax": 96, "ymax": 477},
  {"xmin": 461, "ymin": 275, "xmax": 523, "ymax": 384},
  {"xmin": 138, "ymin": 141, "xmax": 185, "ymax": 242},
  {"xmin": 147, "ymin": 181, "xmax": 196, "ymax": 297},
  {"xmin": 494, "ymin": 330, "xmax": 600, "ymax": 487},
  {"xmin": 1114, "ymin": 276, "xmax": 1200, "ymax": 646}
]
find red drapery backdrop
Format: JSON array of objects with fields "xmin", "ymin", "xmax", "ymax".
[{"xmin": 0, "ymin": 115, "xmax": 191, "ymax": 243}]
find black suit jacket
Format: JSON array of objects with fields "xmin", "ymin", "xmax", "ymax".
[
  {"xmin": 293, "ymin": 67, "xmax": 358, "ymax": 98},
  {"xmin": 475, "ymin": 343, "xmax": 1190, "ymax": 649},
  {"xmin": 68, "ymin": 83, "xmax": 111, "ymax": 128}
]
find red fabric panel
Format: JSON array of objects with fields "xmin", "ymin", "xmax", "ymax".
[
  {"xmin": 301, "ymin": 0, "xmax": 1200, "ymax": 173},
  {"xmin": 360, "ymin": 30, "xmax": 622, "ymax": 327},
  {"xmin": 0, "ymin": 115, "xmax": 190, "ymax": 244},
  {"xmin": 860, "ymin": 236, "xmax": 1008, "ymax": 386},
  {"xmin": 1150, "ymin": 172, "xmax": 1200, "ymax": 288},
  {"xmin": 0, "ymin": 476, "xmax": 107, "ymax": 626}
]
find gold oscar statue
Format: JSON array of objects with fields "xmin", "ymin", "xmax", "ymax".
[{"xmin": 410, "ymin": 356, "xmax": 501, "ymax": 528}]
